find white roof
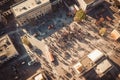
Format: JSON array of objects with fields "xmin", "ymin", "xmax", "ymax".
[
  {"xmin": 87, "ymin": 49, "xmax": 104, "ymax": 62},
  {"xmin": 73, "ymin": 62, "xmax": 83, "ymax": 74},
  {"xmin": 111, "ymin": 29, "xmax": 120, "ymax": 40},
  {"xmin": 95, "ymin": 59, "xmax": 112, "ymax": 75},
  {"xmin": 12, "ymin": 0, "xmax": 50, "ymax": 17},
  {"xmin": 34, "ymin": 73, "xmax": 43, "ymax": 80}
]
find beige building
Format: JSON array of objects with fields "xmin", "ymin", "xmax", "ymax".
[
  {"xmin": 0, "ymin": 35, "xmax": 18, "ymax": 64},
  {"xmin": 11, "ymin": 0, "xmax": 52, "ymax": 26},
  {"xmin": 73, "ymin": 49, "xmax": 113, "ymax": 77},
  {"xmin": 77, "ymin": 0, "xmax": 104, "ymax": 11},
  {"xmin": 95, "ymin": 59, "xmax": 113, "ymax": 77}
]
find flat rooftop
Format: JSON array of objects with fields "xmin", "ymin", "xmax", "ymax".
[
  {"xmin": 111, "ymin": 29, "xmax": 120, "ymax": 40},
  {"xmin": 0, "ymin": 35, "xmax": 18, "ymax": 63},
  {"xmin": 27, "ymin": 70, "xmax": 47, "ymax": 80},
  {"xmin": 11, "ymin": 0, "xmax": 50, "ymax": 17},
  {"xmin": 84, "ymin": 0, "xmax": 95, "ymax": 4},
  {"xmin": 73, "ymin": 49, "xmax": 106, "ymax": 75},
  {"xmin": 95, "ymin": 59, "xmax": 113, "ymax": 77},
  {"xmin": 80, "ymin": 57, "xmax": 93, "ymax": 71}
]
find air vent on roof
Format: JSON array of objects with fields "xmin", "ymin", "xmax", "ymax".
[{"xmin": 35, "ymin": 0, "xmax": 41, "ymax": 4}]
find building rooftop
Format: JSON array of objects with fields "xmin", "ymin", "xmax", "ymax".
[
  {"xmin": 34, "ymin": 73, "xmax": 44, "ymax": 80},
  {"xmin": 11, "ymin": 0, "xmax": 50, "ymax": 17},
  {"xmin": 84, "ymin": 0, "xmax": 95, "ymax": 4},
  {"xmin": 95, "ymin": 59, "xmax": 113, "ymax": 77},
  {"xmin": 111, "ymin": 29, "xmax": 120, "ymax": 40},
  {"xmin": 0, "ymin": 35, "xmax": 18, "ymax": 64},
  {"xmin": 73, "ymin": 49, "xmax": 107, "ymax": 75},
  {"xmin": 87, "ymin": 49, "xmax": 104, "ymax": 63}
]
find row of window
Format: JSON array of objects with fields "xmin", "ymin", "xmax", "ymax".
[{"xmin": 17, "ymin": 5, "xmax": 52, "ymax": 26}]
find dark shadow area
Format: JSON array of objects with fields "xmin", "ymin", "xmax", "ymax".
[
  {"xmin": 108, "ymin": 58, "xmax": 120, "ymax": 73},
  {"xmin": 65, "ymin": 72, "xmax": 72, "ymax": 79},
  {"xmin": 0, "ymin": 56, "xmax": 41, "ymax": 80},
  {"xmin": 44, "ymin": 71, "xmax": 52, "ymax": 80},
  {"xmin": 84, "ymin": 69, "xmax": 100, "ymax": 80},
  {"xmin": 0, "ymin": 31, "xmax": 42, "ymax": 80},
  {"xmin": 100, "ymin": 58, "xmax": 120, "ymax": 80},
  {"xmin": 63, "ymin": 0, "xmax": 77, "ymax": 6},
  {"xmin": 23, "ymin": 6, "xmax": 73, "ymax": 41},
  {"xmin": 21, "ymin": 62, "xmax": 41, "ymax": 80},
  {"xmin": 52, "ymin": 55, "xmax": 59, "ymax": 66},
  {"xmin": 0, "ymin": 32, "xmax": 28, "ymax": 67},
  {"xmin": 9, "ymin": 32, "xmax": 27, "ymax": 55},
  {"xmin": 87, "ymin": 1, "xmax": 114, "ymax": 20},
  {"xmin": 33, "ymin": 48, "xmax": 43, "ymax": 56},
  {"xmin": 64, "ymin": 52, "xmax": 71, "ymax": 60},
  {"xmin": 0, "ymin": 0, "xmax": 14, "ymax": 11},
  {"xmin": 83, "ymin": 57, "xmax": 120, "ymax": 80},
  {"xmin": 0, "ymin": 22, "xmax": 5, "ymax": 29},
  {"xmin": 116, "ymin": 38, "xmax": 120, "ymax": 42},
  {"xmin": 101, "ymin": 71, "xmax": 118, "ymax": 80}
]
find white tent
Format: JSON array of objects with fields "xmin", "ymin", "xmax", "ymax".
[{"xmin": 87, "ymin": 49, "xmax": 104, "ymax": 62}]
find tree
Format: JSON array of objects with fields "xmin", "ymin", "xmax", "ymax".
[
  {"xmin": 99, "ymin": 28, "xmax": 106, "ymax": 36},
  {"xmin": 74, "ymin": 9, "xmax": 86, "ymax": 22}
]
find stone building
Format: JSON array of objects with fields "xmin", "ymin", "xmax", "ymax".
[
  {"xmin": 11, "ymin": 0, "xmax": 52, "ymax": 26},
  {"xmin": 0, "ymin": 35, "xmax": 19, "ymax": 64}
]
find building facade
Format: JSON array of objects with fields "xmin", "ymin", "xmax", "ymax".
[{"xmin": 11, "ymin": 0, "xmax": 52, "ymax": 26}]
